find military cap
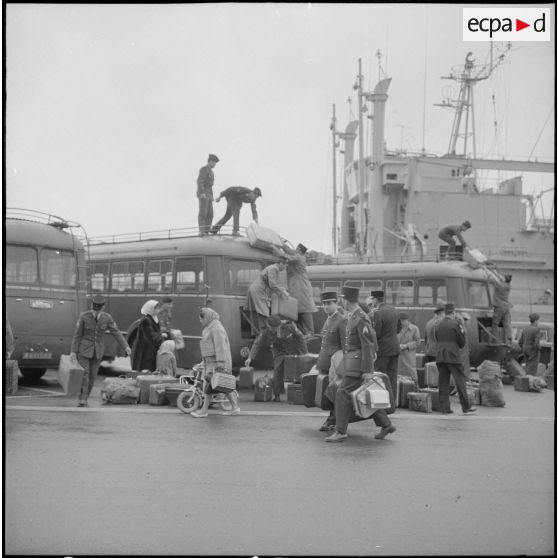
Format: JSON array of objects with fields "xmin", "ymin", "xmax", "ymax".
[
  {"xmin": 370, "ymin": 290, "xmax": 384, "ymax": 299},
  {"xmin": 320, "ymin": 291, "xmax": 338, "ymax": 303},
  {"xmin": 91, "ymin": 294, "xmax": 106, "ymax": 307},
  {"xmin": 528, "ymin": 313, "xmax": 540, "ymax": 323},
  {"xmin": 399, "ymin": 312, "xmax": 410, "ymax": 320},
  {"xmin": 444, "ymin": 302, "xmax": 456, "ymax": 314},
  {"xmin": 253, "ymin": 187, "xmax": 262, "ymax": 197},
  {"xmin": 434, "ymin": 303, "xmax": 445, "ymax": 314},
  {"xmin": 296, "ymin": 243, "xmax": 308, "ymax": 254},
  {"xmin": 208, "ymin": 154, "xmax": 220, "ymax": 162},
  {"xmin": 267, "ymin": 315, "xmax": 282, "ymax": 327},
  {"xmin": 341, "ymin": 286, "xmax": 360, "ymax": 303}
]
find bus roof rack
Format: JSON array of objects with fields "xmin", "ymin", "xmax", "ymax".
[{"xmin": 6, "ymin": 208, "xmax": 82, "ymax": 230}]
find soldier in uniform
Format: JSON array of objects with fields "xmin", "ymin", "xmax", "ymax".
[
  {"xmin": 369, "ymin": 290, "xmax": 400, "ymax": 407},
  {"xmin": 210, "ymin": 186, "xmax": 262, "ymax": 236},
  {"xmin": 314, "ymin": 291, "xmax": 346, "ymax": 432},
  {"xmin": 519, "ymin": 313, "xmax": 541, "ymax": 375},
  {"xmin": 70, "ymin": 294, "xmax": 131, "ymax": 407},
  {"xmin": 424, "ymin": 303, "xmax": 445, "ymax": 363},
  {"xmin": 196, "ymin": 153, "xmax": 219, "ymax": 236},
  {"xmin": 433, "ymin": 302, "xmax": 477, "ymax": 415},
  {"xmin": 325, "ymin": 286, "xmax": 396, "ymax": 443}
]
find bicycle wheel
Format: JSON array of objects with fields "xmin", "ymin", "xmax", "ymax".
[{"xmin": 177, "ymin": 389, "xmax": 201, "ymax": 414}]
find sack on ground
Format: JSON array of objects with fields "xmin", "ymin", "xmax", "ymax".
[
  {"xmin": 478, "ymin": 360, "xmax": 505, "ymax": 407},
  {"xmin": 101, "ymin": 376, "xmax": 140, "ymax": 404}
]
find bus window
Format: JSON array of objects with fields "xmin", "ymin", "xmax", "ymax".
[
  {"xmin": 344, "ymin": 280, "xmax": 363, "ymax": 288},
  {"xmin": 176, "ymin": 257, "xmax": 204, "ymax": 292},
  {"xmin": 6, "ymin": 245, "xmax": 38, "ymax": 283},
  {"xmin": 417, "ymin": 278, "xmax": 447, "ymax": 306},
  {"xmin": 386, "ymin": 279, "xmax": 414, "ymax": 305},
  {"xmin": 90, "ymin": 263, "xmax": 109, "ymax": 292},
  {"xmin": 311, "ymin": 280, "xmax": 341, "ymax": 299},
  {"xmin": 468, "ymin": 280, "xmax": 490, "ymax": 308},
  {"xmin": 227, "ymin": 259, "xmax": 263, "ymax": 294},
  {"xmin": 40, "ymin": 249, "xmax": 76, "ymax": 287},
  {"xmin": 111, "ymin": 261, "xmax": 145, "ymax": 292},
  {"xmin": 147, "ymin": 259, "xmax": 173, "ymax": 293},
  {"xmin": 363, "ymin": 280, "xmax": 382, "ymax": 291}
]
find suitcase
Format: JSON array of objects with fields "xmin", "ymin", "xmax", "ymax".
[
  {"xmin": 407, "ymin": 392, "xmax": 433, "ymax": 413},
  {"xmin": 416, "ymin": 367, "xmax": 426, "ymax": 388},
  {"xmin": 238, "ymin": 366, "xmax": 254, "ymax": 390},
  {"xmin": 283, "ymin": 354, "xmax": 318, "ymax": 383},
  {"xmin": 137, "ymin": 374, "xmax": 179, "ymax": 404},
  {"xmin": 424, "ymin": 361, "xmax": 455, "ymax": 388},
  {"xmin": 287, "ymin": 383, "xmax": 304, "ymax": 405},
  {"xmin": 301, "ymin": 372, "xmax": 319, "ymax": 407},
  {"xmin": 419, "ymin": 387, "xmax": 442, "ymax": 412},
  {"xmin": 271, "ymin": 295, "xmax": 298, "ymax": 321},
  {"xmin": 315, "ymin": 374, "xmax": 333, "ymax": 410},
  {"xmin": 463, "ymin": 246, "xmax": 488, "ymax": 269},
  {"xmin": 514, "ymin": 376, "xmax": 531, "ymax": 392},
  {"xmin": 101, "ymin": 376, "xmax": 140, "ymax": 404},
  {"xmin": 164, "ymin": 384, "xmax": 189, "ymax": 407},
  {"xmin": 57, "ymin": 355, "xmax": 84, "ymax": 396},
  {"xmin": 503, "ymin": 358, "xmax": 526, "ymax": 379},
  {"xmin": 5, "ymin": 359, "xmax": 20, "ymax": 395},
  {"xmin": 210, "ymin": 372, "xmax": 236, "ymax": 393},
  {"xmin": 254, "ymin": 375, "xmax": 273, "ymax": 402},
  {"xmin": 415, "ymin": 353, "xmax": 427, "ymax": 369},
  {"xmin": 149, "ymin": 383, "xmax": 170, "ymax": 405},
  {"xmin": 466, "ymin": 386, "xmax": 481, "ymax": 406},
  {"xmin": 246, "ymin": 222, "xmax": 283, "ymax": 251},
  {"xmin": 397, "ymin": 375, "xmax": 416, "ymax": 408}
]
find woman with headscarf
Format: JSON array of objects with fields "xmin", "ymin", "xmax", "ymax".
[
  {"xmin": 156, "ymin": 339, "xmax": 178, "ymax": 377},
  {"xmin": 245, "ymin": 257, "xmax": 290, "ymax": 334},
  {"xmin": 191, "ymin": 307, "xmax": 240, "ymax": 417},
  {"xmin": 131, "ymin": 299, "xmax": 168, "ymax": 372}
]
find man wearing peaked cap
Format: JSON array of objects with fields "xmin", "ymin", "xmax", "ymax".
[
  {"xmin": 70, "ymin": 294, "xmax": 131, "ymax": 408},
  {"xmin": 434, "ymin": 301, "xmax": 477, "ymax": 415},
  {"xmin": 314, "ymin": 291, "xmax": 346, "ymax": 432},
  {"xmin": 424, "ymin": 303, "xmax": 446, "ymax": 363},
  {"xmin": 519, "ymin": 313, "xmax": 542, "ymax": 375},
  {"xmin": 210, "ymin": 186, "xmax": 262, "ymax": 236},
  {"xmin": 196, "ymin": 153, "xmax": 220, "ymax": 236},
  {"xmin": 325, "ymin": 286, "xmax": 396, "ymax": 443}
]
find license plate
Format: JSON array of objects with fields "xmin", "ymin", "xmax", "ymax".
[{"xmin": 22, "ymin": 352, "xmax": 52, "ymax": 360}]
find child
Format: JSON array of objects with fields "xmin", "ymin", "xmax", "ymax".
[{"xmin": 156, "ymin": 339, "xmax": 177, "ymax": 377}]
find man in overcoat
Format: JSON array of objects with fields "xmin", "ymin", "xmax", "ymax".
[
  {"xmin": 70, "ymin": 294, "xmax": 131, "ymax": 407},
  {"xmin": 424, "ymin": 303, "xmax": 445, "ymax": 363},
  {"xmin": 325, "ymin": 286, "xmax": 395, "ymax": 443},
  {"xmin": 433, "ymin": 302, "xmax": 477, "ymax": 415},
  {"xmin": 369, "ymin": 290, "xmax": 400, "ymax": 406},
  {"xmin": 210, "ymin": 186, "xmax": 262, "ymax": 236},
  {"xmin": 314, "ymin": 291, "xmax": 346, "ymax": 432},
  {"xmin": 519, "ymin": 313, "xmax": 541, "ymax": 375},
  {"xmin": 197, "ymin": 153, "xmax": 219, "ymax": 235}
]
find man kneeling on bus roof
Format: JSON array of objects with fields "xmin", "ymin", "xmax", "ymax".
[{"xmin": 70, "ymin": 294, "xmax": 131, "ymax": 407}]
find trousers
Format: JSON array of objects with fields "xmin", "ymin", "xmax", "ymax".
[
  {"xmin": 437, "ymin": 361, "xmax": 471, "ymax": 412},
  {"xmin": 297, "ymin": 312, "xmax": 314, "ymax": 336},
  {"xmin": 198, "ymin": 196, "xmax": 214, "ymax": 234},
  {"xmin": 272, "ymin": 355, "xmax": 287, "ymax": 397},
  {"xmin": 492, "ymin": 305, "xmax": 512, "ymax": 343},
  {"xmin": 375, "ymin": 354, "xmax": 399, "ymax": 411},
  {"xmin": 211, "ymin": 199, "xmax": 242, "ymax": 233},
  {"xmin": 77, "ymin": 355, "xmax": 102, "ymax": 402}
]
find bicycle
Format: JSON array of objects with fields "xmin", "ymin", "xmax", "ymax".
[{"xmin": 176, "ymin": 362, "xmax": 236, "ymax": 414}]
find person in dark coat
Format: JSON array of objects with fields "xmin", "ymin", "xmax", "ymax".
[
  {"xmin": 369, "ymin": 290, "xmax": 400, "ymax": 406},
  {"xmin": 325, "ymin": 286, "xmax": 395, "ymax": 443},
  {"xmin": 519, "ymin": 313, "xmax": 542, "ymax": 375},
  {"xmin": 438, "ymin": 221, "xmax": 471, "ymax": 259},
  {"xmin": 314, "ymin": 291, "xmax": 346, "ymax": 432},
  {"xmin": 424, "ymin": 303, "xmax": 445, "ymax": 363},
  {"xmin": 197, "ymin": 153, "xmax": 219, "ymax": 236},
  {"xmin": 245, "ymin": 315, "xmax": 307, "ymax": 402},
  {"xmin": 131, "ymin": 299, "xmax": 168, "ymax": 372},
  {"xmin": 210, "ymin": 186, "xmax": 262, "ymax": 236},
  {"xmin": 70, "ymin": 294, "xmax": 131, "ymax": 407},
  {"xmin": 433, "ymin": 303, "xmax": 477, "ymax": 415}
]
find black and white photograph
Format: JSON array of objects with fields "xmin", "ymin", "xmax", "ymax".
[{"xmin": 4, "ymin": 3, "xmax": 555, "ymax": 556}]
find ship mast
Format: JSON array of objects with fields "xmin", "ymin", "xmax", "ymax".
[{"xmin": 330, "ymin": 104, "xmax": 338, "ymax": 254}]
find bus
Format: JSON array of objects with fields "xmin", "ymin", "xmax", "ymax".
[
  {"xmin": 306, "ymin": 260, "xmax": 502, "ymax": 367},
  {"xmin": 86, "ymin": 226, "xmax": 277, "ymax": 369},
  {"xmin": 5, "ymin": 209, "xmax": 88, "ymax": 380}
]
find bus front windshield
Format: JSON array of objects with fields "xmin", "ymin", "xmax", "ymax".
[{"xmin": 467, "ymin": 279, "xmax": 490, "ymax": 308}]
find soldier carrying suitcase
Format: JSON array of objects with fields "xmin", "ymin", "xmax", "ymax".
[{"xmin": 210, "ymin": 186, "xmax": 262, "ymax": 236}]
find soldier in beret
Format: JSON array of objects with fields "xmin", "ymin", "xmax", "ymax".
[
  {"xmin": 197, "ymin": 153, "xmax": 219, "ymax": 236},
  {"xmin": 519, "ymin": 313, "xmax": 542, "ymax": 375},
  {"xmin": 315, "ymin": 291, "xmax": 346, "ymax": 432},
  {"xmin": 325, "ymin": 286, "xmax": 395, "ymax": 442},
  {"xmin": 433, "ymin": 302, "xmax": 477, "ymax": 415},
  {"xmin": 70, "ymin": 294, "xmax": 131, "ymax": 407}
]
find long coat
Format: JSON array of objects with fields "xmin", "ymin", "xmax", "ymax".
[
  {"xmin": 131, "ymin": 315, "xmax": 165, "ymax": 372},
  {"xmin": 200, "ymin": 319, "xmax": 232, "ymax": 372},
  {"xmin": 434, "ymin": 316, "xmax": 466, "ymax": 364},
  {"xmin": 71, "ymin": 310, "xmax": 128, "ymax": 360},
  {"xmin": 519, "ymin": 324, "xmax": 540, "ymax": 358},
  {"xmin": 372, "ymin": 303, "xmax": 400, "ymax": 357},
  {"xmin": 397, "ymin": 323, "xmax": 421, "ymax": 376},
  {"xmin": 316, "ymin": 310, "xmax": 346, "ymax": 372},
  {"xmin": 285, "ymin": 254, "xmax": 317, "ymax": 313},
  {"xmin": 246, "ymin": 263, "xmax": 289, "ymax": 317}
]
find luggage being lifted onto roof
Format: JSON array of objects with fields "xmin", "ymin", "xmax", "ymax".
[{"xmin": 246, "ymin": 223, "xmax": 283, "ymax": 252}]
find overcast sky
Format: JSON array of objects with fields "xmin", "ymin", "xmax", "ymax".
[{"xmin": 5, "ymin": 3, "xmax": 555, "ymax": 253}]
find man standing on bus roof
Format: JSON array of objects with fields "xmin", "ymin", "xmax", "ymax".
[
  {"xmin": 70, "ymin": 294, "xmax": 131, "ymax": 407},
  {"xmin": 210, "ymin": 186, "xmax": 262, "ymax": 236},
  {"xmin": 197, "ymin": 153, "xmax": 219, "ymax": 236},
  {"xmin": 438, "ymin": 221, "xmax": 471, "ymax": 260},
  {"xmin": 369, "ymin": 290, "xmax": 400, "ymax": 406},
  {"xmin": 486, "ymin": 270, "xmax": 513, "ymax": 344}
]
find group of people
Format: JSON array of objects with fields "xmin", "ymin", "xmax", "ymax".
[{"xmin": 196, "ymin": 153, "xmax": 262, "ymax": 236}]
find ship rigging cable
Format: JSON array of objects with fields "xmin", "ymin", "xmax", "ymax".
[{"xmin": 528, "ymin": 106, "xmax": 554, "ymax": 161}]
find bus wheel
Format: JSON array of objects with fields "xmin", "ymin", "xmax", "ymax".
[
  {"xmin": 20, "ymin": 368, "xmax": 46, "ymax": 382},
  {"xmin": 177, "ymin": 389, "xmax": 201, "ymax": 414}
]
